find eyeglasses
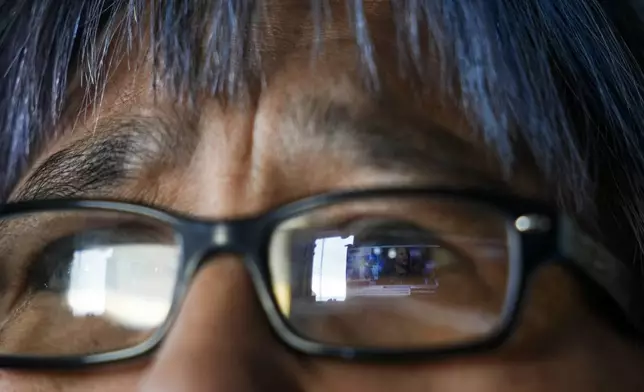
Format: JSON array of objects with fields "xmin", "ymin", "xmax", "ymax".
[{"xmin": 0, "ymin": 188, "xmax": 640, "ymax": 368}]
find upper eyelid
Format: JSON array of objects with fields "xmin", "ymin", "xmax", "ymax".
[
  {"xmin": 0, "ymin": 215, "xmax": 175, "ymax": 297},
  {"xmin": 288, "ymin": 200, "xmax": 507, "ymax": 237},
  {"xmin": 55, "ymin": 223, "xmax": 173, "ymax": 244}
]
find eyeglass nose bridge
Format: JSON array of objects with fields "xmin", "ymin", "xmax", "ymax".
[
  {"xmin": 176, "ymin": 218, "xmax": 270, "ymax": 316},
  {"xmin": 183, "ymin": 218, "xmax": 265, "ymax": 272},
  {"xmin": 181, "ymin": 218, "xmax": 279, "ymax": 317}
]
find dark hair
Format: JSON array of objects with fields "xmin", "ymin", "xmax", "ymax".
[{"xmin": 2, "ymin": 1, "xmax": 644, "ymax": 268}]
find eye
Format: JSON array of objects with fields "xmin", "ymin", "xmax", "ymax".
[
  {"xmin": 0, "ymin": 210, "xmax": 181, "ymax": 356},
  {"xmin": 25, "ymin": 225, "xmax": 172, "ymax": 293},
  {"xmin": 269, "ymin": 196, "xmax": 512, "ymax": 350},
  {"xmin": 344, "ymin": 218, "xmax": 476, "ymax": 278}
]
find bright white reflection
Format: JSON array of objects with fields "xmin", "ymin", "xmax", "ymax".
[
  {"xmin": 311, "ymin": 236, "xmax": 354, "ymax": 302},
  {"xmin": 66, "ymin": 244, "xmax": 180, "ymax": 330},
  {"xmin": 67, "ymin": 248, "xmax": 111, "ymax": 316}
]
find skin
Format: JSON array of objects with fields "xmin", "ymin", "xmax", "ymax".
[{"xmin": 2, "ymin": 2, "xmax": 644, "ymax": 391}]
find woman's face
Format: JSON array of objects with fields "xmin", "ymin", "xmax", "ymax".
[{"xmin": 2, "ymin": 1, "xmax": 644, "ymax": 391}]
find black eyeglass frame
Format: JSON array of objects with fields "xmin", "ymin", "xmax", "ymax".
[{"xmin": 0, "ymin": 187, "xmax": 640, "ymax": 369}]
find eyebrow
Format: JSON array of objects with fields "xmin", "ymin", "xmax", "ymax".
[
  {"xmin": 296, "ymin": 99, "xmax": 507, "ymax": 186},
  {"xmin": 13, "ymin": 116, "xmax": 197, "ymax": 201}
]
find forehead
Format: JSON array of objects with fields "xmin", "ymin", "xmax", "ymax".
[
  {"xmin": 9, "ymin": 0, "xmax": 644, "ymax": 225},
  {"xmin": 16, "ymin": 1, "xmax": 552, "ymax": 210}
]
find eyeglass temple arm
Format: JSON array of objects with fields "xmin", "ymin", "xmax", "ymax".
[{"xmin": 558, "ymin": 216, "xmax": 643, "ymax": 331}]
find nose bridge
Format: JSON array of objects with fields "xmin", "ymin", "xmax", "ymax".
[
  {"xmin": 140, "ymin": 245, "xmax": 301, "ymax": 391},
  {"xmin": 197, "ymin": 218, "xmax": 269, "ymax": 301}
]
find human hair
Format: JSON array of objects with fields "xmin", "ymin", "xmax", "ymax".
[{"xmin": 2, "ymin": 0, "xmax": 644, "ymax": 271}]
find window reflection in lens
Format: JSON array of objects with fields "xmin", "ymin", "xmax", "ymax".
[
  {"xmin": 0, "ymin": 210, "xmax": 181, "ymax": 356},
  {"xmin": 63, "ymin": 244, "xmax": 179, "ymax": 330},
  {"xmin": 269, "ymin": 197, "xmax": 511, "ymax": 349}
]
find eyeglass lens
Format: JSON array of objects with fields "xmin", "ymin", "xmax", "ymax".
[
  {"xmin": 269, "ymin": 197, "xmax": 512, "ymax": 349},
  {"xmin": 0, "ymin": 210, "xmax": 181, "ymax": 356}
]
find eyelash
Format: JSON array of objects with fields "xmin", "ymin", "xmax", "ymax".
[{"xmin": 14, "ymin": 221, "xmax": 168, "ymax": 291}]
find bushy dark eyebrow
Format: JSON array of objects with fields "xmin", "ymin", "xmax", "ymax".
[
  {"xmin": 295, "ymin": 99, "xmax": 507, "ymax": 187},
  {"xmin": 12, "ymin": 116, "xmax": 198, "ymax": 201},
  {"xmin": 15, "ymin": 135, "xmax": 135, "ymax": 201}
]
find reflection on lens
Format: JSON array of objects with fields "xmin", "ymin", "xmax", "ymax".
[
  {"xmin": 269, "ymin": 197, "xmax": 511, "ymax": 349},
  {"xmin": 65, "ymin": 244, "xmax": 179, "ymax": 330},
  {"xmin": 0, "ymin": 210, "xmax": 181, "ymax": 357}
]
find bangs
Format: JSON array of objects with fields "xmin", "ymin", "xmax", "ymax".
[{"xmin": 3, "ymin": 0, "xmax": 644, "ymax": 262}]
